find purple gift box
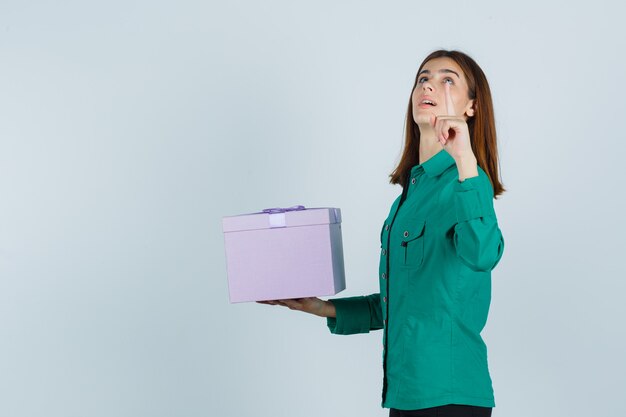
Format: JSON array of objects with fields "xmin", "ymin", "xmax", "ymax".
[{"xmin": 222, "ymin": 205, "xmax": 346, "ymax": 303}]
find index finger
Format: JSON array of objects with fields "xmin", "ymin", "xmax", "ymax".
[{"xmin": 444, "ymin": 82, "xmax": 455, "ymax": 116}]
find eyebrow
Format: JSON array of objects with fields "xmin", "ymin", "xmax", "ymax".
[{"xmin": 418, "ymin": 68, "xmax": 461, "ymax": 78}]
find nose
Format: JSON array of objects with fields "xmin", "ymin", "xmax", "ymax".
[{"xmin": 422, "ymin": 81, "xmax": 434, "ymax": 92}]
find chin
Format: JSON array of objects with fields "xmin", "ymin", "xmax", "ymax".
[{"xmin": 414, "ymin": 113, "xmax": 432, "ymax": 124}]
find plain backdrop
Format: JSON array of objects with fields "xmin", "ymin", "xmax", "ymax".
[{"xmin": 1, "ymin": 1, "xmax": 625, "ymax": 416}]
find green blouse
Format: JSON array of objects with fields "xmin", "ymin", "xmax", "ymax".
[{"xmin": 327, "ymin": 149, "xmax": 505, "ymax": 410}]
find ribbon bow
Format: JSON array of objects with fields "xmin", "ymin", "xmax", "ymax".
[
  {"xmin": 262, "ymin": 205, "xmax": 305, "ymax": 228},
  {"xmin": 262, "ymin": 205, "xmax": 306, "ymax": 214}
]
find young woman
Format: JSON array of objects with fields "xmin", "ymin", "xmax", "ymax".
[{"xmin": 259, "ymin": 50, "xmax": 505, "ymax": 417}]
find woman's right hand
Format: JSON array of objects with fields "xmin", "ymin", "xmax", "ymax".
[{"xmin": 257, "ymin": 297, "xmax": 336, "ymax": 318}]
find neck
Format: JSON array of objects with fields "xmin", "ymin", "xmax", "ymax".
[{"xmin": 418, "ymin": 127, "xmax": 443, "ymax": 165}]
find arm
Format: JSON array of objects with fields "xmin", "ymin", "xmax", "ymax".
[
  {"xmin": 259, "ymin": 294, "xmax": 383, "ymax": 335},
  {"xmin": 453, "ymin": 168, "xmax": 505, "ymax": 272},
  {"xmin": 425, "ymin": 86, "xmax": 504, "ymax": 272},
  {"xmin": 326, "ymin": 293, "xmax": 383, "ymax": 335}
]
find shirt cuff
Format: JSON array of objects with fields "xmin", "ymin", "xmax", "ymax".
[
  {"xmin": 326, "ymin": 296, "xmax": 372, "ymax": 335},
  {"xmin": 454, "ymin": 175, "xmax": 485, "ymax": 223}
]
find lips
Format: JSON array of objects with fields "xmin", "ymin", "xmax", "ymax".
[
  {"xmin": 419, "ymin": 96, "xmax": 437, "ymax": 106},
  {"xmin": 417, "ymin": 96, "xmax": 437, "ymax": 107}
]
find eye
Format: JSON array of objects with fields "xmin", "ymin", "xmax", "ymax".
[
  {"xmin": 443, "ymin": 77, "xmax": 454, "ymax": 85},
  {"xmin": 417, "ymin": 76, "xmax": 428, "ymax": 84}
]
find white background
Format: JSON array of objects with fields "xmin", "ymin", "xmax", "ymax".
[{"xmin": 1, "ymin": 1, "xmax": 625, "ymax": 416}]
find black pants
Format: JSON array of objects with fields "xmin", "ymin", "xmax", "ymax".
[{"xmin": 389, "ymin": 404, "xmax": 492, "ymax": 417}]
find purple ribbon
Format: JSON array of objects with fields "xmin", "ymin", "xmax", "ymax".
[{"xmin": 262, "ymin": 205, "xmax": 306, "ymax": 214}]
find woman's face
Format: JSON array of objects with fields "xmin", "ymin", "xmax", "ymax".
[{"xmin": 412, "ymin": 57, "xmax": 475, "ymax": 125}]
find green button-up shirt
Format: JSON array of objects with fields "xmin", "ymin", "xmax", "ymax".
[{"xmin": 327, "ymin": 149, "xmax": 505, "ymax": 410}]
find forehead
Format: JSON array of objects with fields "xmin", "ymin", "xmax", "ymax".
[{"xmin": 421, "ymin": 57, "xmax": 466, "ymax": 79}]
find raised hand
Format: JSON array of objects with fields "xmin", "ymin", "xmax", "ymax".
[{"xmin": 431, "ymin": 82, "xmax": 474, "ymax": 162}]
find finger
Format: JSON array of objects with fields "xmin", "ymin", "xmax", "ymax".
[
  {"xmin": 444, "ymin": 82, "xmax": 455, "ymax": 116},
  {"xmin": 435, "ymin": 118, "xmax": 447, "ymax": 142},
  {"xmin": 434, "ymin": 117, "xmax": 441, "ymax": 142},
  {"xmin": 429, "ymin": 113, "xmax": 437, "ymax": 129},
  {"xmin": 283, "ymin": 299, "xmax": 302, "ymax": 310},
  {"xmin": 442, "ymin": 118, "xmax": 461, "ymax": 141}
]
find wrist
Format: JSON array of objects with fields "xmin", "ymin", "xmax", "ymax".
[
  {"xmin": 324, "ymin": 300, "xmax": 336, "ymax": 318},
  {"xmin": 455, "ymin": 154, "xmax": 478, "ymax": 182}
]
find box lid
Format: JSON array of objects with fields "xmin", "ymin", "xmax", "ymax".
[{"xmin": 222, "ymin": 207, "xmax": 342, "ymax": 233}]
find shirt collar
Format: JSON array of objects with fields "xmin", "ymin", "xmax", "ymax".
[{"xmin": 410, "ymin": 149, "xmax": 456, "ymax": 178}]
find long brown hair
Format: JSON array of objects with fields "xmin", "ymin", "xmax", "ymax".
[{"xmin": 389, "ymin": 50, "xmax": 505, "ymax": 198}]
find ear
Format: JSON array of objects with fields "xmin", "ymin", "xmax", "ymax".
[{"xmin": 465, "ymin": 99, "xmax": 475, "ymax": 118}]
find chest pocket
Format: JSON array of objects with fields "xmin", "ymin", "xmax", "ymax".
[{"xmin": 399, "ymin": 219, "xmax": 426, "ymax": 268}]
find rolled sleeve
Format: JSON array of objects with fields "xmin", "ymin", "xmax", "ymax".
[
  {"xmin": 452, "ymin": 172, "xmax": 505, "ymax": 272},
  {"xmin": 454, "ymin": 175, "xmax": 487, "ymax": 222},
  {"xmin": 326, "ymin": 294, "xmax": 383, "ymax": 335}
]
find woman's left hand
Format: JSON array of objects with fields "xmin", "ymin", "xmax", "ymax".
[{"xmin": 431, "ymin": 83, "xmax": 476, "ymax": 162}]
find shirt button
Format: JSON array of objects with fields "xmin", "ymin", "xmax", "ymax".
[
  {"xmin": 383, "ymin": 296, "xmax": 387, "ymax": 303},
  {"xmin": 411, "ymin": 178, "xmax": 416, "ymax": 185},
  {"xmin": 381, "ymin": 248, "xmax": 386, "ymax": 256},
  {"xmin": 382, "ymin": 272, "xmax": 386, "ymax": 279},
  {"xmin": 403, "ymin": 231, "xmax": 409, "ymax": 237},
  {"xmin": 385, "ymin": 224, "xmax": 390, "ymax": 231}
]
